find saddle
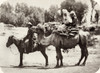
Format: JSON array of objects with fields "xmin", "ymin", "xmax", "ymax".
[{"xmin": 20, "ymin": 38, "xmax": 38, "ymax": 54}]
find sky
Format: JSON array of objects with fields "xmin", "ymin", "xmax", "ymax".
[
  {"xmin": 1, "ymin": 0, "xmax": 65, "ymax": 9},
  {"xmin": 0, "ymin": 0, "xmax": 99, "ymax": 9},
  {"xmin": 0, "ymin": 0, "xmax": 100, "ymax": 10},
  {"xmin": 95, "ymin": 0, "xmax": 100, "ymax": 5}
]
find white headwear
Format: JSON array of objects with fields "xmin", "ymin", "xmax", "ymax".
[{"xmin": 27, "ymin": 22, "xmax": 32, "ymax": 25}]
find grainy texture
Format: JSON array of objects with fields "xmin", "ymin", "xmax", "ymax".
[{"xmin": 0, "ymin": 26, "xmax": 100, "ymax": 73}]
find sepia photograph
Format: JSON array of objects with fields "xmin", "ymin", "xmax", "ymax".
[{"xmin": 0, "ymin": 0, "xmax": 100, "ymax": 73}]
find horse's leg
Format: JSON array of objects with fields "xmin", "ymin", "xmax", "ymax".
[
  {"xmin": 19, "ymin": 52, "xmax": 23, "ymax": 67},
  {"xmin": 82, "ymin": 47, "xmax": 88, "ymax": 66},
  {"xmin": 41, "ymin": 49, "xmax": 48, "ymax": 66}
]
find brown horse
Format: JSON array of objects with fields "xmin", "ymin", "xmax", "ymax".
[
  {"xmin": 31, "ymin": 25, "xmax": 89, "ymax": 68},
  {"xmin": 6, "ymin": 35, "xmax": 48, "ymax": 67}
]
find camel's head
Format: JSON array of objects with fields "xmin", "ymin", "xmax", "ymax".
[{"xmin": 31, "ymin": 24, "xmax": 45, "ymax": 34}]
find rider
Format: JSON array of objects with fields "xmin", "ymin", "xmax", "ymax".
[
  {"xmin": 55, "ymin": 9, "xmax": 78, "ymax": 37},
  {"xmin": 22, "ymin": 22, "xmax": 35, "ymax": 53},
  {"xmin": 69, "ymin": 11, "xmax": 78, "ymax": 27},
  {"xmin": 66, "ymin": 10, "xmax": 78, "ymax": 37}
]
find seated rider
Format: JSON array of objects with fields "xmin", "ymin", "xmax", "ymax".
[
  {"xmin": 55, "ymin": 9, "xmax": 78, "ymax": 37},
  {"xmin": 69, "ymin": 11, "xmax": 78, "ymax": 27},
  {"xmin": 65, "ymin": 10, "xmax": 78, "ymax": 37},
  {"xmin": 22, "ymin": 22, "xmax": 35, "ymax": 53}
]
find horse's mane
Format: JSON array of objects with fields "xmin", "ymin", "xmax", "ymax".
[{"xmin": 9, "ymin": 35, "xmax": 22, "ymax": 44}]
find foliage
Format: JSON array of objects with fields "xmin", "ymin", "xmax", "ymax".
[
  {"xmin": 0, "ymin": 2, "xmax": 13, "ymax": 13},
  {"xmin": 45, "ymin": 5, "xmax": 58, "ymax": 22},
  {"xmin": 0, "ymin": 2, "xmax": 45, "ymax": 27},
  {"xmin": 0, "ymin": 1, "xmax": 89, "ymax": 26},
  {"xmin": 15, "ymin": 3, "xmax": 29, "ymax": 16},
  {"xmin": 0, "ymin": 2, "xmax": 14, "ymax": 24},
  {"xmin": 61, "ymin": 0, "xmax": 88, "ymax": 24}
]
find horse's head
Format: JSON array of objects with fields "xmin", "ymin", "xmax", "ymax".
[
  {"xmin": 55, "ymin": 9, "xmax": 72, "ymax": 24},
  {"xmin": 6, "ymin": 35, "xmax": 14, "ymax": 47}
]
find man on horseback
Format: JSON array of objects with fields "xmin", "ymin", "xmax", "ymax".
[{"xmin": 22, "ymin": 22, "xmax": 36, "ymax": 53}]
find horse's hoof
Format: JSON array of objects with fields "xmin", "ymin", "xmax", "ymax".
[
  {"xmin": 18, "ymin": 64, "xmax": 23, "ymax": 67},
  {"xmin": 81, "ymin": 63, "xmax": 85, "ymax": 66},
  {"xmin": 75, "ymin": 63, "xmax": 79, "ymax": 66},
  {"xmin": 55, "ymin": 65, "xmax": 60, "ymax": 68},
  {"xmin": 60, "ymin": 64, "xmax": 63, "ymax": 67},
  {"xmin": 45, "ymin": 64, "xmax": 48, "ymax": 67}
]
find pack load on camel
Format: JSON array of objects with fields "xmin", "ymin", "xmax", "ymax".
[{"xmin": 54, "ymin": 24, "xmax": 79, "ymax": 38}]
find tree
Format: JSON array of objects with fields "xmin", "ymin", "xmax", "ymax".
[
  {"xmin": 28, "ymin": 6, "xmax": 45, "ymax": 25},
  {"xmin": 61, "ymin": 0, "xmax": 88, "ymax": 24},
  {"xmin": 90, "ymin": 0, "xmax": 97, "ymax": 21},
  {"xmin": 0, "ymin": 2, "xmax": 45, "ymax": 27},
  {"xmin": 15, "ymin": 13, "xmax": 25, "ymax": 27},
  {"xmin": 61, "ymin": 0, "xmax": 75, "ymax": 12},
  {"xmin": 0, "ymin": 2, "xmax": 15, "ymax": 24},
  {"xmin": 45, "ymin": 5, "xmax": 58, "ymax": 22},
  {"xmin": 95, "ymin": 10, "xmax": 100, "ymax": 24},
  {"xmin": 44, "ymin": 10, "xmax": 51, "ymax": 22},
  {"xmin": 15, "ymin": 3, "xmax": 29, "ymax": 16},
  {"xmin": 0, "ymin": 12, "xmax": 9, "ymax": 24},
  {"xmin": 0, "ymin": 2, "xmax": 13, "ymax": 13},
  {"xmin": 74, "ymin": 2, "xmax": 88, "ymax": 24}
]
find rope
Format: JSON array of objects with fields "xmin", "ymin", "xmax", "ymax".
[{"xmin": 9, "ymin": 47, "xmax": 19, "ymax": 55}]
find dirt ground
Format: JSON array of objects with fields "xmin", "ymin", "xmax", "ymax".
[{"xmin": 0, "ymin": 26, "xmax": 100, "ymax": 73}]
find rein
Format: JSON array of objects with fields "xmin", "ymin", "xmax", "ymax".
[
  {"xmin": 9, "ymin": 46, "xmax": 19, "ymax": 55},
  {"xmin": 7, "ymin": 36, "xmax": 20, "ymax": 55}
]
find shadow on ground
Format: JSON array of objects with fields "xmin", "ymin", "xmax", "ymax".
[{"xmin": 0, "ymin": 64, "xmax": 83, "ymax": 70}]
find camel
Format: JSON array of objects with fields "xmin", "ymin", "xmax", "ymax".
[{"xmin": 30, "ymin": 25, "xmax": 89, "ymax": 68}]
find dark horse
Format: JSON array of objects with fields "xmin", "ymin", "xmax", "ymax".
[
  {"xmin": 31, "ymin": 25, "xmax": 89, "ymax": 68},
  {"xmin": 6, "ymin": 35, "xmax": 48, "ymax": 67}
]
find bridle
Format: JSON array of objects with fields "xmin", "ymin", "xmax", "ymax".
[
  {"xmin": 9, "ymin": 46, "xmax": 19, "ymax": 55},
  {"xmin": 8, "ymin": 36, "xmax": 19, "ymax": 55}
]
